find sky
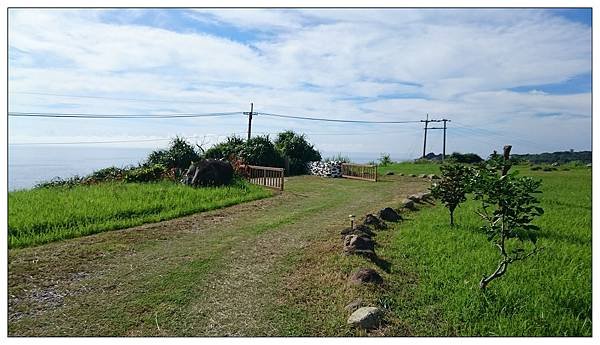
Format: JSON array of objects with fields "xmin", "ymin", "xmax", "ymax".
[{"xmin": 7, "ymin": 8, "xmax": 592, "ymax": 159}]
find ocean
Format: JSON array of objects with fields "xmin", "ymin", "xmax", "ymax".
[{"xmin": 7, "ymin": 145, "xmax": 412, "ymax": 191}]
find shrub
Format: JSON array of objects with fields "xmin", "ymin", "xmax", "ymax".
[
  {"xmin": 449, "ymin": 152, "xmax": 484, "ymax": 164},
  {"xmin": 325, "ymin": 154, "xmax": 351, "ymax": 163},
  {"xmin": 88, "ymin": 166, "xmax": 124, "ymax": 182},
  {"xmin": 146, "ymin": 136, "xmax": 201, "ymax": 170},
  {"xmin": 430, "ymin": 163, "xmax": 473, "ymax": 225},
  {"xmin": 240, "ymin": 135, "xmax": 285, "ymax": 168},
  {"xmin": 530, "ymin": 165, "xmax": 542, "ymax": 171},
  {"xmin": 472, "ymin": 146, "xmax": 544, "ymax": 289},
  {"xmin": 124, "ymin": 164, "xmax": 167, "ymax": 183},
  {"xmin": 378, "ymin": 153, "xmax": 393, "ymax": 166},
  {"xmin": 274, "ymin": 130, "xmax": 321, "ymax": 175},
  {"xmin": 204, "ymin": 136, "xmax": 245, "ymax": 161}
]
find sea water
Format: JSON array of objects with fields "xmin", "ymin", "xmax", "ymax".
[{"xmin": 7, "ymin": 145, "xmax": 412, "ymax": 191}]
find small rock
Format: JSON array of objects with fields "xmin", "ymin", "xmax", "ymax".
[
  {"xmin": 402, "ymin": 199, "xmax": 417, "ymax": 210},
  {"xmin": 398, "ymin": 173, "xmax": 404, "ymax": 176},
  {"xmin": 349, "ymin": 268, "xmax": 384, "ymax": 285},
  {"xmin": 344, "ymin": 298, "xmax": 363, "ymax": 312},
  {"xmin": 364, "ymin": 214, "xmax": 387, "ymax": 229},
  {"xmin": 378, "ymin": 207, "xmax": 402, "ymax": 222},
  {"xmin": 344, "ymin": 235, "xmax": 375, "ymax": 252},
  {"xmin": 409, "ymin": 174, "xmax": 417, "ymax": 177},
  {"xmin": 341, "ymin": 224, "xmax": 374, "ymax": 238},
  {"xmin": 347, "ymin": 307, "xmax": 384, "ymax": 329},
  {"xmin": 427, "ymin": 174, "xmax": 440, "ymax": 179},
  {"xmin": 385, "ymin": 171, "xmax": 394, "ymax": 175},
  {"xmin": 418, "ymin": 174, "xmax": 427, "ymax": 178}
]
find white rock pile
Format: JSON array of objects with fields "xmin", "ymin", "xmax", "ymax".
[{"xmin": 307, "ymin": 160, "xmax": 343, "ymax": 178}]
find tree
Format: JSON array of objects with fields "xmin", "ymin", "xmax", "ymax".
[
  {"xmin": 146, "ymin": 136, "xmax": 201, "ymax": 170},
  {"xmin": 449, "ymin": 152, "xmax": 484, "ymax": 164},
  {"xmin": 472, "ymin": 146, "xmax": 544, "ymax": 289},
  {"xmin": 240, "ymin": 135, "xmax": 285, "ymax": 168},
  {"xmin": 430, "ymin": 163, "xmax": 473, "ymax": 225},
  {"xmin": 274, "ymin": 130, "xmax": 321, "ymax": 175},
  {"xmin": 204, "ymin": 136, "xmax": 245, "ymax": 161},
  {"xmin": 378, "ymin": 153, "xmax": 393, "ymax": 166}
]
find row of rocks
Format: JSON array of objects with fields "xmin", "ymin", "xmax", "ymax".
[
  {"xmin": 341, "ymin": 208, "xmax": 403, "ymax": 330},
  {"xmin": 343, "ymin": 190, "xmax": 435, "ymax": 330},
  {"xmin": 307, "ymin": 160, "xmax": 344, "ymax": 178}
]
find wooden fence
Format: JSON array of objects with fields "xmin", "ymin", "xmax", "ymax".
[
  {"xmin": 241, "ymin": 165, "xmax": 285, "ymax": 191},
  {"xmin": 341, "ymin": 163, "xmax": 378, "ymax": 182}
]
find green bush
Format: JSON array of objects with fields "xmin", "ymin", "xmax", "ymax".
[
  {"xmin": 449, "ymin": 152, "xmax": 484, "ymax": 164},
  {"xmin": 124, "ymin": 164, "xmax": 167, "ymax": 183},
  {"xmin": 240, "ymin": 135, "xmax": 285, "ymax": 168},
  {"xmin": 146, "ymin": 136, "xmax": 201, "ymax": 170},
  {"xmin": 274, "ymin": 130, "xmax": 321, "ymax": 175},
  {"xmin": 204, "ymin": 136, "xmax": 245, "ymax": 160},
  {"xmin": 530, "ymin": 165, "xmax": 542, "ymax": 171},
  {"xmin": 378, "ymin": 153, "xmax": 393, "ymax": 166}
]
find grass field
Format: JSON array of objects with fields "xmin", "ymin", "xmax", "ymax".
[
  {"xmin": 8, "ymin": 180, "xmax": 272, "ymax": 248},
  {"xmin": 8, "ymin": 163, "xmax": 592, "ymax": 336},
  {"xmin": 378, "ymin": 163, "xmax": 592, "ymax": 335}
]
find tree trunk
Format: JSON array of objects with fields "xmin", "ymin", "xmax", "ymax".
[{"xmin": 450, "ymin": 209, "xmax": 454, "ymax": 226}]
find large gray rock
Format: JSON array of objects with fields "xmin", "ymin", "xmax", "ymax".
[
  {"xmin": 378, "ymin": 207, "xmax": 402, "ymax": 222},
  {"xmin": 183, "ymin": 160, "xmax": 234, "ymax": 187},
  {"xmin": 349, "ymin": 268, "xmax": 383, "ymax": 285},
  {"xmin": 347, "ymin": 307, "xmax": 384, "ymax": 329},
  {"xmin": 344, "ymin": 235, "xmax": 376, "ymax": 258}
]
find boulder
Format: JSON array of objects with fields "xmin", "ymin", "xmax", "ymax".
[
  {"xmin": 418, "ymin": 174, "xmax": 427, "ymax": 178},
  {"xmin": 427, "ymin": 174, "xmax": 440, "ymax": 179},
  {"xmin": 344, "ymin": 235, "xmax": 375, "ymax": 252},
  {"xmin": 183, "ymin": 160, "xmax": 234, "ymax": 187},
  {"xmin": 385, "ymin": 171, "xmax": 394, "ymax": 176},
  {"xmin": 402, "ymin": 199, "xmax": 417, "ymax": 210},
  {"xmin": 341, "ymin": 224, "xmax": 374, "ymax": 238},
  {"xmin": 398, "ymin": 173, "xmax": 404, "ymax": 176},
  {"xmin": 378, "ymin": 207, "xmax": 402, "ymax": 222},
  {"xmin": 347, "ymin": 307, "xmax": 384, "ymax": 329},
  {"xmin": 409, "ymin": 174, "xmax": 417, "ymax": 177},
  {"xmin": 344, "ymin": 235, "xmax": 376, "ymax": 258},
  {"xmin": 349, "ymin": 268, "xmax": 383, "ymax": 285},
  {"xmin": 364, "ymin": 214, "xmax": 387, "ymax": 229}
]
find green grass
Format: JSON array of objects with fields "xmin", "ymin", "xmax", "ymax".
[
  {"xmin": 8, "ymin": 180, "xmax": 272, "ymax": 248},
  {"xmin": 376, "ymin": 164, "xmax": 591, "ymax": 336}
]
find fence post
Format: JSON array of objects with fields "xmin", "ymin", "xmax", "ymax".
[
  {"xmin": 263, "ymin": 168, "xmax": 266, "ymax": 186},
  {"xmin": 280, "ymin": 169, "xmax": 284, "ymax": 191}
]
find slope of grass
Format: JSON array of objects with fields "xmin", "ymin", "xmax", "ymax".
[
  {"xmin": 377, "ymin": 165, "xmax": 592, "ymax": 336},
  {"xmin": 8, "ymin": 180, "xmax": 272, "ymax": 248}
]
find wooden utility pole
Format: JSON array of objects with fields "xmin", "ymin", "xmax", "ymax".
[
  {"xmin": 243, "ymin": 103, "xmax": 254, "ymax": 141},
  {"xmin": 421, "ymin": 114, "xmax": 429, "ymax": 158},
  {"xmin": 421, "ymin": 115, "xmax": 446, "ymax": 159}
]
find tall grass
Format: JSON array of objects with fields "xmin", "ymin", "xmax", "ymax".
[
  {"xmin": 8, "ymin": 180, "xmax": 272, "ymax": 248},
  {"xmin": 378, "ymin": 165, "xmax": 591, "ymax": 335}
]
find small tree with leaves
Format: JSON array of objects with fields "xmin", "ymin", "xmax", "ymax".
[
  {"xmin": 430, "ymin": 163, "xmax": 473, "ymax": 226},
  {"xmin": 472, "ymin": 146, "xmax": 544, "ymax": 289}
]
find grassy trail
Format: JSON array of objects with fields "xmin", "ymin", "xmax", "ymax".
[{"xmin": 8, "ymin": 174, "xmax": 428, "ymax": 336}]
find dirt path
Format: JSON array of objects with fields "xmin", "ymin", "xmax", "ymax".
[{"xmin": 8, "ymin": 175, "xmax": 429, "ymax": 336}]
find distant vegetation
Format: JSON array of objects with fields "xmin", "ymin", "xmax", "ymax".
[{"xmin": 512, "ymin": 150, "xmax": 591, "ymax": 164}]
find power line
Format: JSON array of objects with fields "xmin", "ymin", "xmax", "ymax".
[
  {"xmin": 8, "ymin": 111, "xmax": 242, "ymax": 119},
  {"xmin": 258, "ymin": 112, "xmax": 422, "ymax": 124}
]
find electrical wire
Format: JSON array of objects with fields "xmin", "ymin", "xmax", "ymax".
[{"xmin": 8, "ymin": 111, "xmax": 243, "ymax": 119}]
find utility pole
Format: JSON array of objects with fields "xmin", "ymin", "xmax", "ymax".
[
  {"xmin": 422, "ymin": 116, "xmax": 450, "ymax": 161},
  {"xmin": 243, "ymin": 102, "xmax": 254, "ymax": 141},
  {"xmin": 421, "ymin": 114, "xmax": 429, "ymax": 158}
]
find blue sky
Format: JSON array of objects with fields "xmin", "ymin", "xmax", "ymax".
[{"xmin": 8, "ymin": 8, "xmax": 592, "ymax": 158}]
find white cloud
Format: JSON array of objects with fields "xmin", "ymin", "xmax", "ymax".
[{"xmin": 7, "ymin": 8, "xmax": 592, "ymax": 157}]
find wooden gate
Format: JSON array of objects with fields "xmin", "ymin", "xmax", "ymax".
[
  {"xmin": 241, "ymin": 165, "xmax": 285, "ymax": 191},
  {"xmin": 341, "ymin": 163, "xmax": 378, "ymax": 182}
]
